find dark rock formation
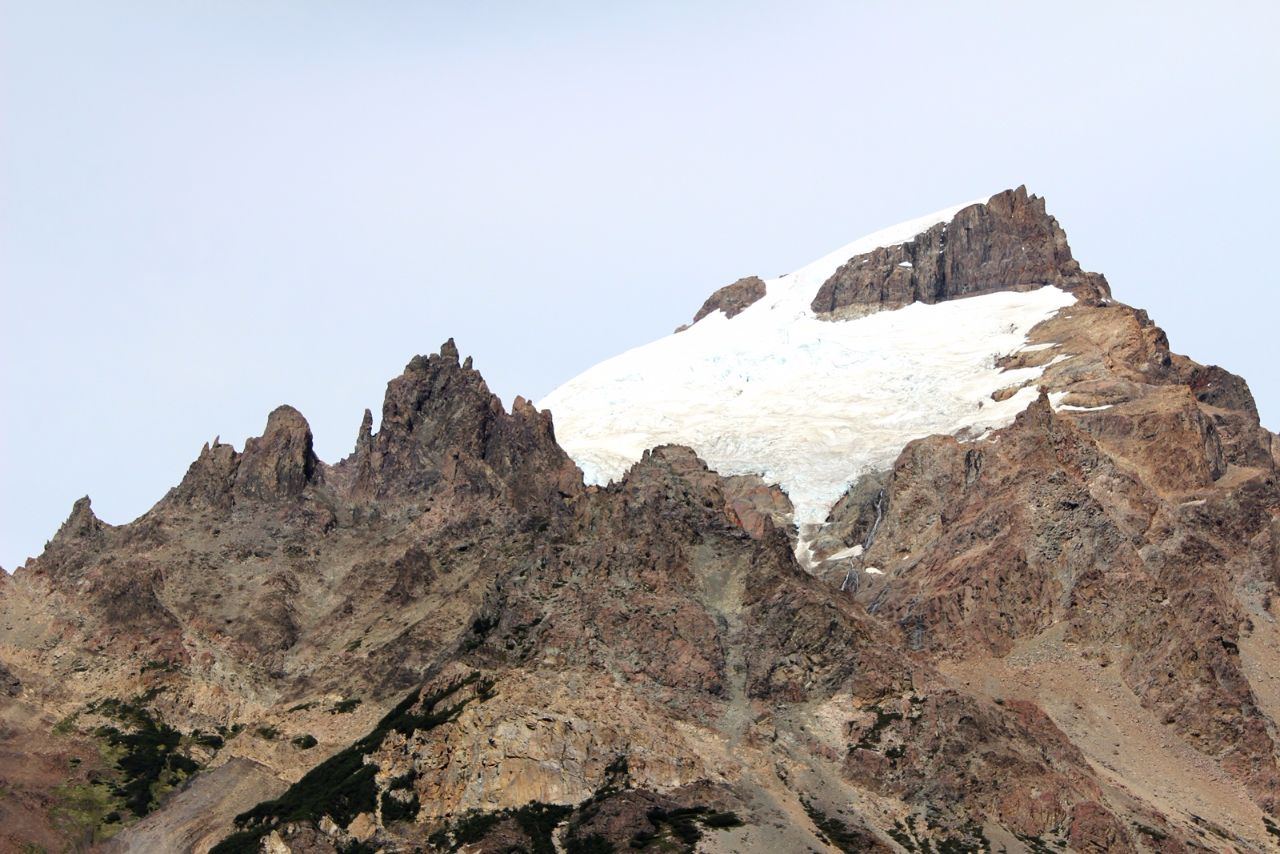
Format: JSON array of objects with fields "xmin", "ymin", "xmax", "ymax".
[
  {"xmin": 343, "ymin": 339, "xmax": 582, "ymax": 510},
  {"xmin": 50, "ymin": 495, "xmax": 105, "ymax": 545},
  {"xmin": 212, "ymin": 440, "xmax": 1152, "ymax": 852},
  {"xmin": 0, "ymin": 661, "xmax": 19, "ymax": 696},
  {"xmin": 811, "ymin": 186, "xmax": 1111, "ymax": 315},
  {"xmin": 161, "ymin": 406, "xmax": 321, "ymax": 511},
  {"xmin": 235, "ymin": 406, "xmax": 320, "ymax": 500},
  {"xmin": 809, "ymin": 469, "xmax": 889, "ymax": 563},
  {"xmin": 689, "ymin": 275, "xmax": 767, "ymax": 325}
]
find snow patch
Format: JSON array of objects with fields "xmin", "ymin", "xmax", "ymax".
[
  {"xmin": 1059, "ymin": 403, "xmax": 1113, "ymax": 412},
  {"xmin": 1048, "ymin": 391, "xmax": 1113, "ymax": 413},
  {"xmin": 825, "ymin": 544, "xmax": 864, "ymax": 562}
]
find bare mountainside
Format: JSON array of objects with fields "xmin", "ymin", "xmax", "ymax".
[{"xmin": 1, "ymin": 188, "xmax": 1278, "ymax": 853}]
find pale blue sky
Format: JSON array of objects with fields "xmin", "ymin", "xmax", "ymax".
[{"xmin": 2, "ymin": 1, "xmax": 1277, "ymax": 569}]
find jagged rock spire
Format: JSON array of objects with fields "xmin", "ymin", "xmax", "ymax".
[
  {"xmin": 234, "ymin": 405, "xmax": 320, "ymax": 500},
  {"xmin": 49, "ymin": 495, "xmax": 104, "ymax": 546},
  {"xmin": 355, "ymin": 408, "xmax": 374, "ymax": 455},
  {"xmin": 350, "ymin": 339, "xmax": 582, "ymax": 506},
  {"xmin": 166, "ymin": 405, "xmax": 320, "ymax": 509}
]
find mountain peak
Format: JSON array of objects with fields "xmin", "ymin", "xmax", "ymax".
[
  {"xmin": 49, "ymin": 495, "xmax": 104, "ymax": 546},
  {"xmin": 234, "ymin": 404, "xmax": 319, "ymax": 500},
  {"xmin": 810, "ymin": 186, "xmax": 1109, "ymax": 316},
  {"xmin": 540, "ymin": 189, "xmax": 1100, "ymax": 531},
  {"xmin": 161, "ymin": 405, "xmax": 320, "ymax": 510},
  {"xmin": 348, "ymin": 340, "xmax": 581, "ymax": 506}
]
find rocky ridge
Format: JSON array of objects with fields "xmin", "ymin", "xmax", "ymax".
[
  {"xmin": 810, "ymin": 186, "xmax": 1112, "ymax": 318},
  {"xmin": 0, "ymin": 190, "xmax": 1278, "ymax": 853}
]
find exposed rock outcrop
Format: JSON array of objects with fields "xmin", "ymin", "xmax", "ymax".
[
  {"xmin": 342, "ymin": 339, "xmax": 582, "ymax": 510},
  {"xmin": 845, "ymin": 357, "xmax": 1280, "ymax": 810},
  {"xmin": 811, "ymin": 186, "xmax": 1112, "ymax": 316},
  {"xmin": 161, "ymin": 405, "xmax": 321, "ymax": 512},
  {"xmin": 0, "ymin": 661, "xmax": 19, "ymax": 696},
  {"xmin": 689, "ymin": 275, "xmax": 767, "ymax": 325},
  {"xmin": 235, "ymin": 405, "xmax": 320, "ymax": 500},
  {"xmin": 211, "ymin": 442, "xmax": 1163, "ymax": 852},
  {"xmin": 50, "ymin": 495, "xmax": 105, "ymax": 544}
]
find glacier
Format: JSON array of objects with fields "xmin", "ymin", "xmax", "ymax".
[{"xmin": 538, "ymin": 202, "xmax": 1077, "ymax": 537}]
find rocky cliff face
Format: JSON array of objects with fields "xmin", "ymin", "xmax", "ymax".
[
  {"xmin": 823, "ymin": 299, "xmax": 1280, "ymax": 817},
  {"xmin": 337, "ymin": 340, "xmax": 582, "ymax": 509},
  {"xmin": 2, "ymin": 189, "xmax": 1279, "ymax": 854},
  {"xmin": 811, "ymin": 187, "xmax": 1112, "ymax": 317}
]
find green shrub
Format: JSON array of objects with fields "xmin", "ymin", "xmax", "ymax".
[
  {"xmin": 450, "ymin": 809, "xmax": 501, "ymax": 844},
  {"xmin": 566, "ymin": 833, "xmax": 615, "ymax": 854},
  {"xmin": 380, "ymin": 790, "xmax": 420, "ymax": 823},
  {"xmin": 90, "ymin": 695, "xmax": 197, "ymax": 817},
  {"xmin": 512, "ymin": 802, "xmax": 573, "ymax": 854},
  {"xmin": 214, "ymin": 673, "xmax": 492, "ymax": 854},
  {"xmin": 702, "ymin": 811, "xmax": 744, "ymax": 829},
  {"xmin": 192, "ymin": 730, "xmax": 225, "ymax": 750},
  {"xmin": 804, "ymin": 800, "xmax": 876, "ymax": 854},
  {"xmin": 853, "ymin": 705, "xmax": 904, "ymax": 751}
]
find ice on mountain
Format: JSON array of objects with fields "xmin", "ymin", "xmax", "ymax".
[{"xmin": 540, "ymin": 202, "xmax": 1077, "ymax": 530}]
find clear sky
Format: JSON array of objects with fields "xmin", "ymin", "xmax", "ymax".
[{"xmin": 2, "ymin": 1, "xmax": 1277, "ymax": 569}]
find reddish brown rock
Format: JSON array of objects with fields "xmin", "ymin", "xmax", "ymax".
[
  {"xmin": 811, "ymin": 186, "xmax": 1111, "ymax": 315},
  {"xmin": 721, "ymin": 474, "xmax": 794, "ymax": 539},
  {"xmin": 852, "ymin": 376, "xmax": 1280, "ymax": 810},
  {"xmin": 1067, "ymin": 801, "xmax": 1136, "ymax": 853},
  {"xmin": 343, "ymin": 339, "xmax": 582, "ymax": 511},
  {"xmin": 234, "ymin": 405, "xmax": 320, "ymax": 500},
  {"xmin": 689, "ymin": 275, "xmax": 767, "ymax": 325}
]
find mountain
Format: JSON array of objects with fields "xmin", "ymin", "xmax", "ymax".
[
  {"xmin": 539, "ymin": 189, "xmax": 1103, "ymax": 550},
  {"xmin": 1, "ymin": 188, "xmax": 1277, "ymax": 853}
]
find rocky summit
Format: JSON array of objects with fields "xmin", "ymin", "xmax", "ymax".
[{"xmin": 2, "ymin": 189, "xmax": 1279, "ymax": 853}]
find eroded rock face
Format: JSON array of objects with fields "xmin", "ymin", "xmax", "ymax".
[
  {"xmin": 840, "ymin": 297, "xmax": 1280, "ymax": 811},
  {"xmin": 721, "ymin": 473, "xmax": 794, "ymax": 540},
  {"xmin": 1, "ymin": 345, "xmax": 1187, "ymax": 852},
  {"xmin": 156, "ymin": 406, "xmax": 321, "ymax": 519},
  {"xmin": 0, "ymin": 662, "xmax": 19, "ymax": 696},
  {"xmin": 208, "ymin": 443, "xmax": 1164, "ymax": 852},
  {"xmin": 235, "ymin": 405, "xmax": 320, "ymax": 500},
  {"xmin": 51, "ymin": 495, "xmax": 105, "ymax": 543},
  {"xmin": 813, "ymin": 470, "xmax": 888, "ymax": 560},
  {"xmin": 811, "ymin": 186, "xmax": 1112, "ymax": 316}
]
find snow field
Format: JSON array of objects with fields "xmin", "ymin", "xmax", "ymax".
[{"xmin": 540, "ymin": 202, "xmax": 1077, "ymax": 533}]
